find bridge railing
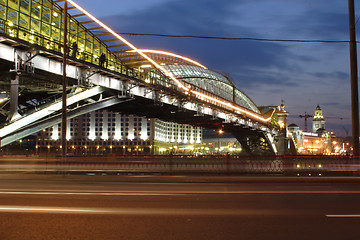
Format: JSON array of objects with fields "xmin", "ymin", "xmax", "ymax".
[
  {"xmin": 0, "ymin": 155, "xmax": 357, "ymax": 176},
  {"xmin": 0, "ymin": 18, "xmax": 128, "ymax": 74},
  {"xmin": 0, "ymin": 16, "xmax": 180, "ymax": 94}
]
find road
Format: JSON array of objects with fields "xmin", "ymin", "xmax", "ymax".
[{"xmin": 0, "ymin": 174, "xmax": 360, "ymax": 240}]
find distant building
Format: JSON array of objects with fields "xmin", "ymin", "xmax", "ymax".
[
  {"xmin": 202, "ymin": 129, "xmax": 242, "ymax": 154},
  {"xmin": 312, "ymin": 105, "xmax": 326, "ymax": 133},
  {"xmin": 36, "ymin": 109, "xmax": 202, "ymax": 155},
  {"xmin": 288, "ymin": 105, "xmax": 332, "ymax": 155}
]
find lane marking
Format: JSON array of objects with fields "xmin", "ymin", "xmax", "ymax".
[{"xmin": 326, "ymin": 215, "xmax": 360, "ymax": 218}]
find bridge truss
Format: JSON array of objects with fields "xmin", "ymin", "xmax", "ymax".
[{"xmin": 0, "ymin": 0, "xmax": 283, "ymax": 155}]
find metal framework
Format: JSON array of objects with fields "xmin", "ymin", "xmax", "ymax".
[
  {"xmin": 0, "ymin": 0, "xmax": 281, "ymax": 154},
  {"xmin": 0, "ymin": 0, "xmax": 127, "ymax": 73},
  {"xmin": 0, "ymin": 0, "xmax": 269, "ymax": 120}
]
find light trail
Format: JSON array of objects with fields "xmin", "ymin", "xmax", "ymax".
[
  {"xmin": 326, "ymin": 215, "xmax": 360, "ymax": 218},
  {"xmin": 190, "ymin": 89, "xmax": 272, "ymax": 122},
  {"xmin": 1, "ymin": 190, "xmax": 360, "ymax": 195},
  {"xmin": 66, "ymin": 0, "xmax": 270, "ymax": 123},
  {"xmin": 66, "ymin": 0, "xmax": 188, "ymax": 91},
  {"xmin": 0, "ymin": 205, "xmax": 316, "ymax": 216},
  {"xmin": 127, "ymin": 49, "xmax": 208, "ymax": 69},
  {"xmin": 0, "ymin": 191, "xmax": 184, "ymax": 196}
]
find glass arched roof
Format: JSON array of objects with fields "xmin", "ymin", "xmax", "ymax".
[
  {"xmin": 164, "ymin": 64, "xmax": 260, "ymax": 113},
  {"xmin": 119, "ymin": 49, "xmax": 260, "ymax": 114}
]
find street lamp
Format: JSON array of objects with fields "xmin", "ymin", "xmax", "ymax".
[
  {"xmin": 62, "ymin": 1, "xmax": 68, "ymax": 157},
  {"xmin": 218, "ymin": 129, "xmax": 223, "ymax": 153},
  {"xmin": 348, "ymin": 0, "xmax": 360, "ymax": 156}
]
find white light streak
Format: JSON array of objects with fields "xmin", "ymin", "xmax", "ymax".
[
  {"xmin": 128, "ymin": 49, "xmax": 208, "ymax": 69},
  {"xmin": 67, "ymin": 0, "xmax": 189, "ymax": 91},
  {"xmin": 326, "ymin": 215, "xmax": 360, "ymax": 218}
]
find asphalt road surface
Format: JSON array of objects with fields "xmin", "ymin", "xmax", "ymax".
[{"xmin": 0, "ymin": 174, "xmax": 360, "ymax": 240}]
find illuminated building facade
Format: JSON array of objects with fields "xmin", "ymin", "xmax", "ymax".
[
  {"xmin": 288, "ymin": 105, "xmax": 333, "ymax": 154},
  {"xmin": 36, "ymin": 110, "xmax": 202, "ymax": 155},
  {"xmin": 202, "ymin": 129, "xmax": 243, "ymax": 155},
  {"xmin": 312, "ymin": 105, "xmax": 326, "ymax": 133}
]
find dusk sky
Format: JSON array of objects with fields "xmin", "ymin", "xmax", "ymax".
[{"xmin": 71, "ymin": 0, "xmax": 356, "ymax": 136}]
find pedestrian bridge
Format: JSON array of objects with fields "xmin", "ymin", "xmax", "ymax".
[{"xmin": 0, "ymin": 0, "xmax": 284, "ymax": 155}]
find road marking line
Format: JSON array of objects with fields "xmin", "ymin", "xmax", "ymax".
[{"xmin": 326, "ymin": 215, "xmax": 360, "ymax": 218}]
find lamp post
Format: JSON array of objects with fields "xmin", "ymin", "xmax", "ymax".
[
  {"xmin": 218, "ymin": 129, "xmax": 223, "ymax": 154},
  {"xmin": 62, "ymin": 1, "xmax": 68, "ymax": 157},
  {"xmin": 348, "ymin": 0, "xmax": 360, "ymax": 156}
]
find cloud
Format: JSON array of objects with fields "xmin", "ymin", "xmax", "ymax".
[
  {"xmin": 232, "ymin": 69, "xmax": 298, "ymax": 89},
  {"xmin": 311, "ymin": 71, "xmax": 349, "ymax": 80},
  {"xmin": 321, "ymin": 102, "xmax": 340, "ymax": 106},
  {"xmin": 288, "ymin": 12, "xmax": 348, "ymax": 40},
  {"xmin": 101, "ymin": 0, "xmax": 314, "ymax": 88},
  {"xmin": 93, "ymin": 0, "xmax": 353, "ymax": 128}
]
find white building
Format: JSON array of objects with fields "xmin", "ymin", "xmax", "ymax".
[{"xmin": 36, "ymin": 109, "xmax": 202, "ymax": 155}]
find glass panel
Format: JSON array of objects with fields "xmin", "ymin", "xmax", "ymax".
[
  {"xmin": 0, "ymin": 5, "xmax": 6, "ymax": 20},
  {"xmin": 31, "ymin": 4, "xmax": 40, "ymax": 19},
  {"xmin": 9, "ymin": 0, "xmax": 19, "ymax": 6},
  {"xmin": 19, "ymin": 12, "xmax": 29, "ymax": 28},
  {"xmin": 69, "ymin": 32, "xmax": 77, "ymax": 45},
  {"xmin": 31, "ymin": 17, "xmax": 40, "ymax": 33},
  {"xmin": 20, "ymin": 0, "xmax": 30, "ymax": 14},
  {"xmin": 0, "ymin": 22, "xmax": 4, "ymax": 33},
  {"xmin": 7, "ymin": 8, "xmax": 17, "ymax": 25},
  {"xmin": 69, "ymin": 20, "xmax": 77, "ymax": 43},
  {"xmin": 85, "ymin": 32, "xmax": 92, "ymax": 53},
  {"xmin": 77, "ymin": 27, "xmax": 84, "ymax": 38},
  {"xmin": 77, "ymin": 34, "xmax": 85, "ymax": 53},
  {"xmin": 52, "ymin": 10, "xmax": 60, "ymax": 28},
  {"xmin": 41, "ymin": 22, "xmax": 50, "ymax": 37},
  {"xmin": 42, "ymin": 2, "xmax": 51, "ymax": 23},
  {"xmin": 93, "ymin": 42, "xmax": 99, "ymax": 63},
  {"xmin": 51, "ymin": 26, "xmax": 60, "ymax": 41},
  {"xmin": 85, "ymin": 31, "xmax": 92, "ymax": 42}
]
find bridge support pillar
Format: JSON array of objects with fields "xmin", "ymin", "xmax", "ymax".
[
  {"xmin": 232, "ymin": 130, "xmax": 276, "ymax": 155},
  {"xmin": 7, "ymin": 73, "xmax": 21, "ymax": 122},
  {"xmin": 275, "ymin": 131, "xmax": 288, "ymax": 155},
  {"xmin": 275, "ymin": 103, "xmax": 289, "ymax": 155}
]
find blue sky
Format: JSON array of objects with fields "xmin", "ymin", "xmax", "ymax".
[{"xmin": 70, "ymin": 0, "xmax": 358, "ymax": 136}]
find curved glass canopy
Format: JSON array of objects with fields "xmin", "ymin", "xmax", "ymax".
[{"xmin": 164, "ymin": 64, "xmax": 260, "ymax": 114}]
